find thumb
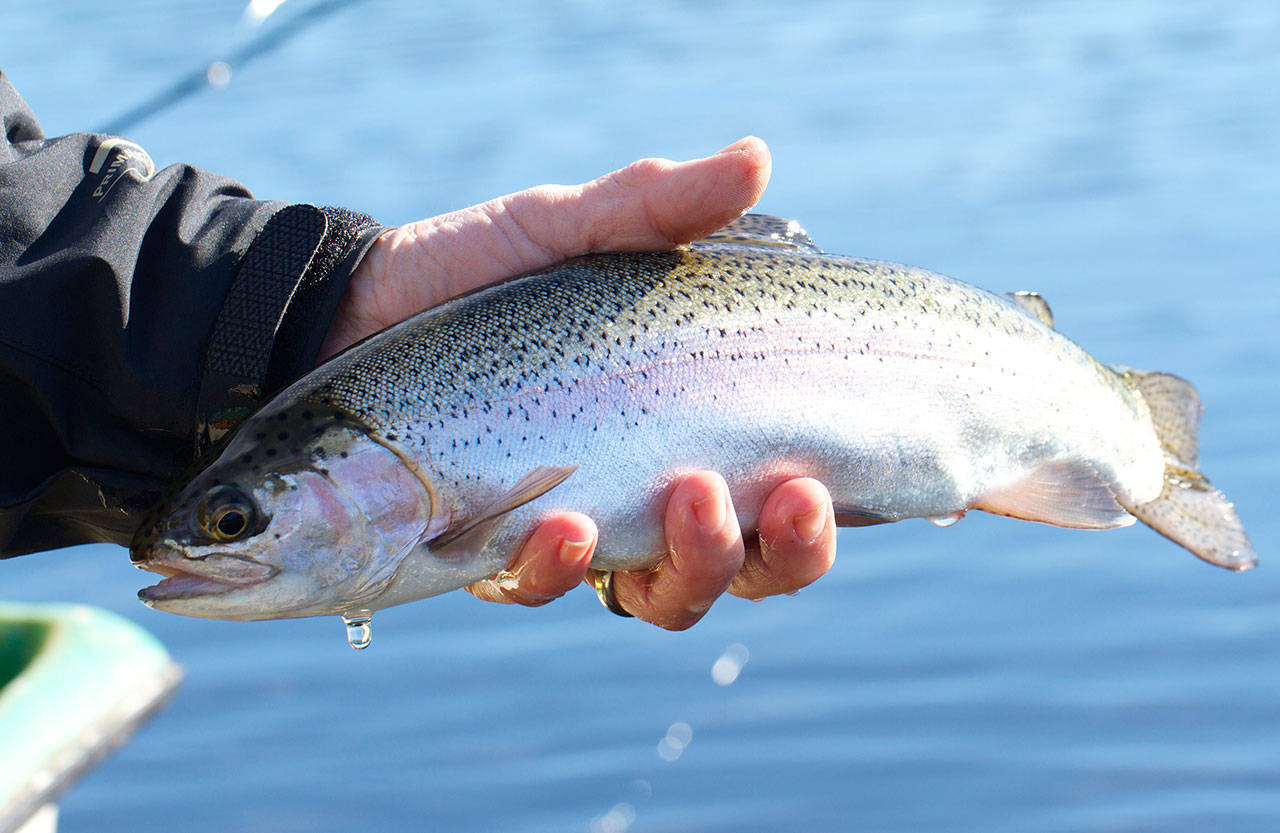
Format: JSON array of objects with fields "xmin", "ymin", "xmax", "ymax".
[
  {"xmin": 321, "ymin": 138, "xmax": 771, "ymax": 359},
  {"xmin": 410, "ymin": 135, "xmax": 772, "ymax": 280},
  {"xmin": 558, "ymin": 135, "xmax": 773, "ymax": 252}
]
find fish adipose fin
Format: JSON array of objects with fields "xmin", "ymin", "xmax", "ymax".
[
  {"xmin": 1003, "ymin": 291, "xmax": 1055, "ymax": 328},
  {"xmin": 974, "ymin": 459, "xmax": 1134, "ymax": 530},
  {"xmin": 1114, "ymin": 369, "xmax": 1257, "ymax": 571},
  {"xmin": 428, "ymin": 465, "xmax": 577, "ymax": 555},
  {"xmin": 693, "ymin": 214, "xmax": 823, "ymax": 254}
]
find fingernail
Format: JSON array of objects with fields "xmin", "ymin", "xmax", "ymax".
[
  {"xmin": 716, "ymin": 136, "xmax": 753, "ymax": 155},
  {"xmin": 792, "ymin": 505, "xmax": 827, "ymax": 544},
  {"xmin": 692, "ymin": 489, "xmax": 727, "ymax": 533},
  {"xmin": 558, "ymin": 537, "xmax": 593, "ymax": 567}
]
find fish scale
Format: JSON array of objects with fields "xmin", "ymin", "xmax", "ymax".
[{"xmin": 131, "ymin": 215, "xmax": 1256, "ymax": 623}]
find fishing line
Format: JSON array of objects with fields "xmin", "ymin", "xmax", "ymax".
[{"xmin": 98, "ymin": 0, "xmax": 368, "ymax": 136}]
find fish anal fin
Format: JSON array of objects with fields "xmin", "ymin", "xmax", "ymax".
[
  {"xmin": 428, "ymin": 464, "xmax": 577, "ymax": 555},
  {"xmin": 1116, "ymin": 368, "xmax": 1202, "ymax": 466},
  {"xmin": 693, "ymin": 214, "xmax": 822, "ymax": 254},
  {"xmin": 974, "ymin": 459, "xmax": 1133, "ymax": 530},
  {"xmin": 1003, "ymin": 291, "xmax": 1055, "ymax": 328}
]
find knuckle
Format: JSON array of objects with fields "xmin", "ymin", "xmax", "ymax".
[
  {"xmin": 608, "ymin": 157, "xmax": 673, "ymax": 190},
  {"xmin": 520, "ymin": 183, "xmax": 574, "ymax": 207}
]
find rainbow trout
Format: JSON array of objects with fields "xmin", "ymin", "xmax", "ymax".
[{"xmin": 131, "ymin": 215, "xmax": 1256, "ymax": 628}]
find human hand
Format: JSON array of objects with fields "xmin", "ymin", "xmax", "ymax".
[
  {"xmin": 467, "ymin": 473, "xmax": 837, "ymax": 630},
  {"xmin": 321, "ymin": 136, "xmax": 776, "ymax": 360},
  {"xmin": 324, "ymin": 137, "xmax": 837, "ymax": 628}
]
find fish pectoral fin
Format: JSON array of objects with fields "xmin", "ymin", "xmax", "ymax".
[
  {"xmin": 973, "ymin": 459, "xmax": 1134, "ymax": 530},
  {"xmin": 1003, "ymin": 291, "xmax": 1055, "ymax": 328},
  {"xmin": 428, "ymin": 464, "xmax": 577, "ymax": 555},
  {"xmin": 692, "ymin": 214, "xmax": 823, "ymax": 254},
  {"xmin": 833, "ymin": 504, "xmax": 898, "ymax": 527}
]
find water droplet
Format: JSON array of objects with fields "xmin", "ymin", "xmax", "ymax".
[
  {"xmin": 206, "ymin": 61, "xmax": 232, "ymax": 88},
  {"xmin": 711, "ymin": 643, "xmax": 749, "ymax": 686},
  {"xmin": 657, "ymin": 722, "xmax": 693, "ymax": 761},
  {"xmin": 342, "ymin": 610, "xmax": 373, "ymax": 650},
  {"xmin": 928, "ymin": 511, "xmax": 965, "ymax": 528},
  {"xmin": 656, "ymin": 737, "xmax": 682, "ymax": 761},
  {"xmin": 590, "ymin": 803, "xmax": 636, "ymax": 833}
]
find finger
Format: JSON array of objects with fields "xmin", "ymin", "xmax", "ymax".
[
  {"xmin": 466, "ymin": 512, "xmax": 596, "ymax": 606},
  {"xmin": 729, "ymin": 478, "xmax": 836, "ymax": 600},
  {"xmin": 434, "ymin": 135, "xmax": 770, "ymax": 277},
  {"xmin": 608, "ymin": 472, "xmax": 745, "ymax": 630},
  {"xmin": 574, "ymin": 135, "xmax": 773, "ymax": 251},
  {"xmin": 323, "ymin": 137, "xmax": 773, "ymax": 359}
]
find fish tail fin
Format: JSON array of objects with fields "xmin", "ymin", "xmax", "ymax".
[{"xmin": 1115, "ymin": 369, "xmax": 1257, "ymax": 571}]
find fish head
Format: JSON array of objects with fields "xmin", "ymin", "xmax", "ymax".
[{"xmin": 131, "ymin": 403, "xmax": 439, "ymax": 621}]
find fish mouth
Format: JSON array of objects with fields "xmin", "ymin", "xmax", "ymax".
[{"xmin": 136, "ymin": 553, "xmax": 278, "ymax": 603}]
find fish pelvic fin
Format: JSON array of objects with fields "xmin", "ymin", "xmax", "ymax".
[
  {"xmin": 974, "ymin": 459, "xmax": 1134, "ymax": 530},
  {"xmin": 833, "ymin": 504, "xmax": 898, "ymax": 527},
  {"xmin": 1115, "ymin": 368, "xmax": 1257, "ymax": 571}
]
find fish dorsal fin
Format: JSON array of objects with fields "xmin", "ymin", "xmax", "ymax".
[
  {"xmin": 973, "ymin": 459, "xmax": 1134, "ymax": 530},
  {"xmin": 428, "ymin": 464, "xmax": 577, "ymax": 554},
  {"xmin": 693, "ymin": 214, "xmax": 823, "ymax": 254},
  {"xmin": 1003, "ymin": 291, "xmax": 1055, "ymax": 328},
  {"xmin": 1116, "ymin": 368, "xmax": 1201, "ymax": 466}
]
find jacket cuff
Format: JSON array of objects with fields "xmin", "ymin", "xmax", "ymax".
[{"xmin": 195, "ymin": 204, "xmax": 388, "ymax": 453}]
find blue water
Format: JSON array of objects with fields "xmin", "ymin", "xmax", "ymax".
[{"xmin": 4, "ymin": 1, "xmax": 1279, "ymax": 831}]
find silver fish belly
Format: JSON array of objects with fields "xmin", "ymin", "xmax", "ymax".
[{"xmin": 131, "ymin": 215, "xmax": 1256, "ymax": 622}]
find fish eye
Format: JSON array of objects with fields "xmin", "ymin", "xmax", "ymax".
[
  {"xmin": 198, "ymin": 486, "xmax": 257, "ymax": 542},
  {"xmin": 214, "ymin": 506, "xmax": 247, "ymax": 538}
]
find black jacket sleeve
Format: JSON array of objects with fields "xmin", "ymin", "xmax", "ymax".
[{"xmin": 0, "ymin": 71, "xmax": 389, "ymax": 556}]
